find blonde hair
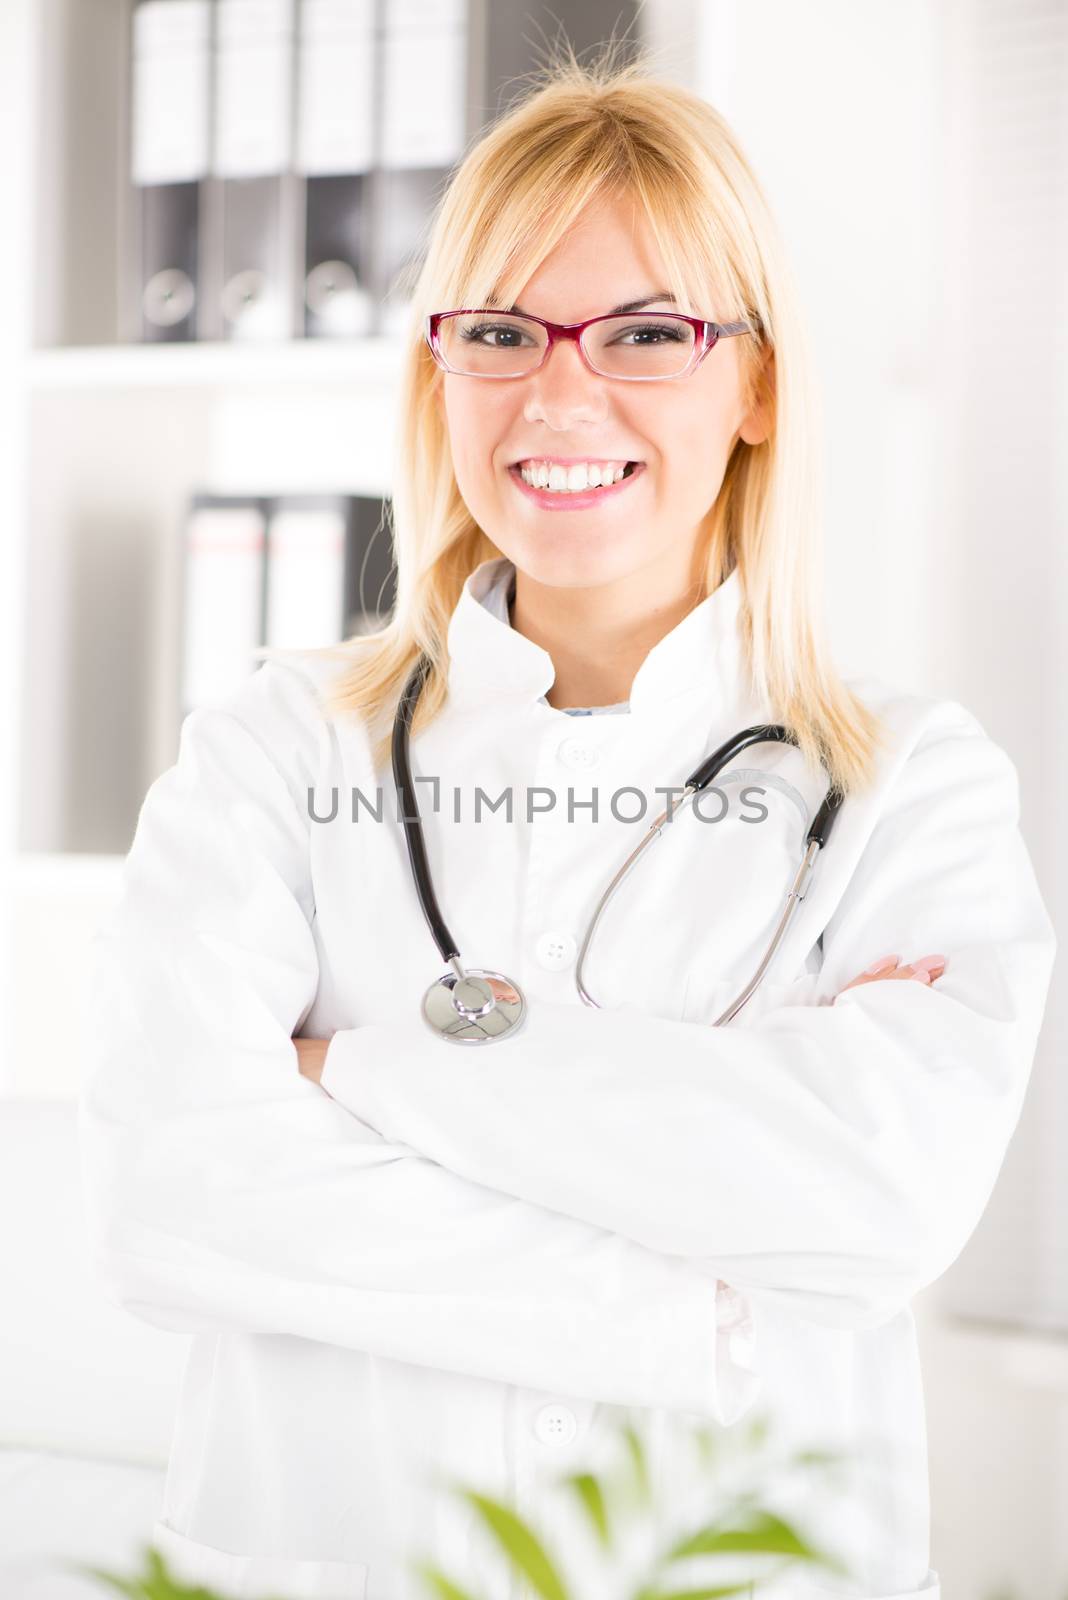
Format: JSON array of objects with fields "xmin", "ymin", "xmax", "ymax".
[{"xmin": 259, "ymin": 39, "xmax": 888, "ymax": 794}]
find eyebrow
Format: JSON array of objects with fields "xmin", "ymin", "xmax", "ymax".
[{"xmin": 506, "ymin": 293, "xmax": 679, "ymax": 316}]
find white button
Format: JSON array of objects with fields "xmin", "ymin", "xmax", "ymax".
[
  {"xmin": 556, "ymin": 735, "xmax": 599, "ymax": 769},
  {"xmin": 535, "ymin": 931, "xmax": 577, "ymax": 970},
  {"xmin": 533, "ymin": 1403, "xmax": 578, "ymax": 1445}
]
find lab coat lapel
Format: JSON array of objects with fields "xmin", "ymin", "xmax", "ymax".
[{"xmin": 444, "ymin": 555, "xmax": 751, "ymax": 723}]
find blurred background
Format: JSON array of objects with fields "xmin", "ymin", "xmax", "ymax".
[{"xmin": 0, "ymin": 0, "xmax": 1064, "ymax": 1594}]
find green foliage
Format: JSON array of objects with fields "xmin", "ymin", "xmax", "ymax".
[
  {"xmin": 70, "ymin": 1544, "xmax": 286, "ymax": 1600},
  {"xmin": 451, "ymin": 1490, "xmax": 572, "ymax": 1600},
  {"xmin": 79, "ymin": 1410, "xmax": 857, "ymax": 1600},
  {"xmin": 412, "ymin": 1409, "xmax": 855, "ymax": 1600}
]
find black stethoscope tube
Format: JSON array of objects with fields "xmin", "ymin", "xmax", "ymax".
[
  {"xmin": 685, "ymin": 724, "xmax": 843, "ymax": 851},
  {"xmin": 391, "ymin": 653, "xmax": 463, "ymax": 965},
  {"xmin": 393, "ymin": 654, "xmax": 844, "ymax": 970}
]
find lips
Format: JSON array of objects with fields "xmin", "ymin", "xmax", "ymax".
[{"xmin": 507, "ymin": 459, "xmax": 646, "ymax": 508}]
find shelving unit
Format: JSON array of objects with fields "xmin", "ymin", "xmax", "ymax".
[
  {"xmin": 0, "ymin": 0, "xmax": 646, "ymax": 1097},
  {"xmin": 12, "ymin": 0, "xmax": 643, "ymax": 861},
  {"xmin": 26, "ymin": 333, "xmax": 407, "ymax": 390}
]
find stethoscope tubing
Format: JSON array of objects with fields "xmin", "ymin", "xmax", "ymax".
[{"xmin": 393, "ymin": 652, "xmax": 844, "ymax": 1034}]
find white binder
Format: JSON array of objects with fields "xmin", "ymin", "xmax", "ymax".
[
  {"xmin": 296, "ymin": 0, "xmax": 376, "ymax": 336},
  {"xmin": 214, "ymin": 0, "xmax": 295, "ymax": 178},
  {"xmin": 130, "ymin": 0, "xmax": 213, "ymax": 339},
  {"xmin": 213, "ymin": 0, "xmax": 298, "ymax": 339},
  {"xmin": 296, "ymin": 0, "xmax": 375, "ymax": 176},
  {"xmin": 180, "ymin": 498, "xmax": 267, "ymax": 713},
  {"xmin": 264, "ymin": 498, "xmax": 348, "ymax": 648},
  {"xmin": 380, "ymin": 0, "xmax": 468, "ymax": 171},
  {"xmin": 131, "ymin": 0, "xmax": 212, "ymax": 186}
]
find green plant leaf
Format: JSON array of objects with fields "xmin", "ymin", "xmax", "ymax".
[
  {"xmin": 72, "ymin": 1544, "xmax": 278, "ymax": 1600},
  {"xmin": 790, "ymin": 1447, "xmax": 847, "ymax": 1470},
  {"xmin": 409, "ymin": 1557, "xmax": 487, "ymax": 1600},
  {"xmin": 458, "ymin": 1489, "xmax": 572, "ymax": 1600},
  {"xmin": 689, "ymin": 1425, "xmax": 721, "ymax": 1473},
  {"xmin": 665, "ymin": 1508, "xmax": 833, "ymax": 1565},
  {"xmin": 559, "ymin": 1472, "xmax": 612, "ymax": 1548},
  {"xmin": 69, "ymin": 1568, "xmax": 146, "ymax": 1600},
  {"xmin": 620, "ymin": 1420, "xmax": 652, "ymax": 1506},
  {"xmin": 741, "ymin": 1413, "xmax": 771, "ymax": 1454}
]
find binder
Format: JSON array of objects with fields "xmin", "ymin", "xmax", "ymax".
[
  {"xmin": 213, "ymin": 0, "xmax": 299, "ymax": 340},
  {"xmin": 180, "ymin": 496, "xmax": 268, "ymax": 714},
  {"xmin": 375, "ymin": 0, "xmax": 468, "ymax": 335},
  {"xmin": 264, "ymin": 496, "xmax": 347, "ymax": 648},
  {"xmin": 379, "ymin": 0, "xmax": 467, "ymax": 170},
  {"xmin": 296, "ymin": 0, "xmax": 375, "ymax": 338},
  {"xmin": 130, "ymin": 0, "xmax": 213, "ymax": 341},
  {"xmin": 264, "ymin": 493, "xmax": 396, "ymax": 648}
]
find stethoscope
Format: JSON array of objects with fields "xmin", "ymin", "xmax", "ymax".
[{"xmin": 392, "ymin": 652, "xmax": 845, "ymax": 1045}]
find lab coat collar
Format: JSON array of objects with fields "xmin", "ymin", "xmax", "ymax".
[{"xmin": 446, "ymin": 556, "xmax": 747, "ymax": 717}]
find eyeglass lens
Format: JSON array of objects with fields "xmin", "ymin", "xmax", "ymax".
[{"xmin": 437, "ymin": 312, "xmax": 697, "ymax": 378}]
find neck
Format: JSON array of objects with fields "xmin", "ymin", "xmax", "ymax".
[{"xmin": 509, "ymin": 554, "xmax": 706, "ymax": 710}]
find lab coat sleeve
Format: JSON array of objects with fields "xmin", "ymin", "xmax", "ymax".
[
  {"xmin": 77, "ymin": 662, "xmax": 758, "ymax": 1421},
  {"xmin": 321, "ymin": 698, "xmax": 1058, "ymax": 1330}
]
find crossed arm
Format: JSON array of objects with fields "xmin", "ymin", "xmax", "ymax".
[{"xmin": 293, "ymin": 951, "xmax": 948, "ymax": 1085}]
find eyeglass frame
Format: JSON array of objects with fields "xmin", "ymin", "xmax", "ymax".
[{"xmin": 423, "ymin": 308, "xmax": 758, "ymax": 382}]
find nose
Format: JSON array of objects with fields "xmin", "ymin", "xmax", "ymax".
[{"xmin": 523, "ymin": 334, "xmax": 608, "ymax": 428}]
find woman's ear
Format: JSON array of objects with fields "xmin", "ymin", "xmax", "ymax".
[{"xmin": 737, "ymin": 347, "xmax": 776, "ymax": 447}]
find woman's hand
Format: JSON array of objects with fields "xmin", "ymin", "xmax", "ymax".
[
  {"xmin": 294, "ymin": 1037, "xmax": 332, "ymax": 1085},
  {"xmin": 835, "ymin": 952, "xmax": 946, "ymax": 1001}
]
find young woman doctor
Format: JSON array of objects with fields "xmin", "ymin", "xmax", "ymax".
[{"xmin": 80, "ymin": 49, "xmax": 1056, "ymax": 1600}]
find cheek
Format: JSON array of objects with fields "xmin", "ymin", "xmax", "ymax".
[
  {"xmin": 443, "ymin": 388, "xmax": 509, "ymax": 482},
  {"xmin": 656, "ymin": 392, "xmax": 737, "ymax": 476}
]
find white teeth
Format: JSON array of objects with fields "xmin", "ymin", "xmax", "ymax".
[{"xmin": 518, "ymin": 461, "xmax": 632, "ymax": 493}]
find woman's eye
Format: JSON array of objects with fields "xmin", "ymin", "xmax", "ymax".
[
  {"xmin": 460, "ymin": 324, "xmax": 528, "ymax": 346},
  {"xmin": 616, "ymin": 324, "xmax": 684, "ymax": 344}
]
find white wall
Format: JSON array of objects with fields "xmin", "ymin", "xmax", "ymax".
[{"xmin": 641, "ymin": 0, "xmax": 1067, "ymax": 1590}]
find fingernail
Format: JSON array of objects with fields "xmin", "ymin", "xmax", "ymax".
[
  {"xmin": 863, "ymin": 954, "xmax": 899, "ymax": 976},
  {"xmin": 911, "ymin": 954, "xmax": 946, "ymax": 974},
  {"xmin": 902, "ymin": 964, "xmax": 931, "ymax": 983}
]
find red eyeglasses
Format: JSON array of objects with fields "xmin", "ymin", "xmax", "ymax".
[{"xmin": 424, "ymin": 308, "xmax": 757, "ymax": 381}]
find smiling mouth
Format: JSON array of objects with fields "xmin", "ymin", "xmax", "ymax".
[{"xmin": 507, "ymin": 460, "xmax": 646, "ymax": 504}]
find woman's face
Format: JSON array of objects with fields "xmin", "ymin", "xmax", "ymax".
[{"xmin": 437, "ymin": 190, "xmax": 770, "ymax": 594}]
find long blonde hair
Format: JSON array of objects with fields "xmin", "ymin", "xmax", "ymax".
[{"xmin": 260, "ymin": 40, "xmax": 887, "ymax": 793}]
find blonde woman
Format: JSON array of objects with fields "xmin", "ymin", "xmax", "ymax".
[{"xmin": 80, "ymin": 46, "xmax": 1055, "ymax": 1600}]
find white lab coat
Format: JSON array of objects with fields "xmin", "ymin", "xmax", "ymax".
[{"xmin": 78, "ymin": 556, "xmax": 1056, "ymax": 1600}]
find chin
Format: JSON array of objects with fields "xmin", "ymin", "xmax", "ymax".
[{"xmin": 513, "ymin": 540, "xmax": 648, "ymax": 591}]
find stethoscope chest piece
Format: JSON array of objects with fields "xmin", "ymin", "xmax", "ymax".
[{"xmin": 422, "ymin": 968, "xmax": 528, "ymax": 1044}]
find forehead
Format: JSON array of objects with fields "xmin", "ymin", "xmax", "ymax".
[{"xmin": 511, "ymin": 194, "xmax": 666, "ymax": 296}]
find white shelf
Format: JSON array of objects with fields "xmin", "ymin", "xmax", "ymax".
[{"xmin": 28, "ymin": 333, "xmax": 410, "ymax": 392}]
